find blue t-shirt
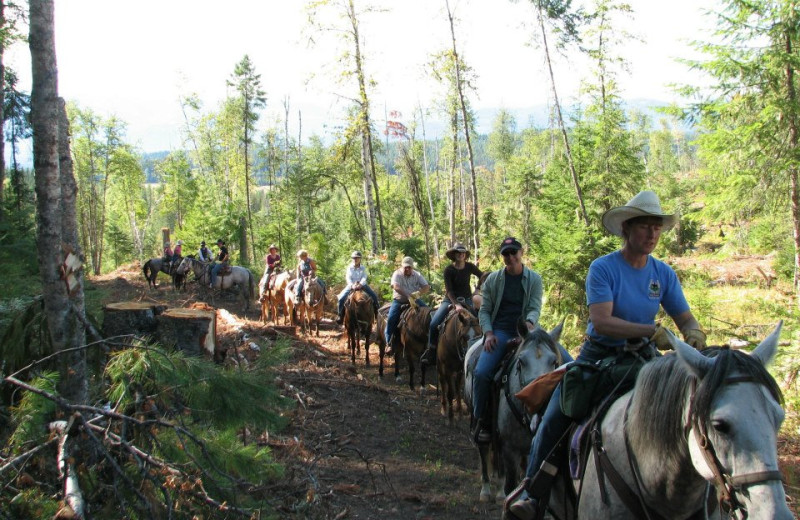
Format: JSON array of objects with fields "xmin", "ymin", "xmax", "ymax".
[{"xmin": 585, "ymin": 251, "xmax": 689, "ymax": 348}]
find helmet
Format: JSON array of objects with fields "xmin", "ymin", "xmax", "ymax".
[
  {"xmin": 217, "ymin": 239, "xmax": 224, "ymax": 244},
  {"xmin": 201, "ymin": 241, "xmax": 206, "ymax": 246}
]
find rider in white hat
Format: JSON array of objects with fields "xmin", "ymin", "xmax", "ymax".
[
  {"xmin": 336, "ymin": 250, "xmax": 380, "ymax": 324},
  {"xmin": 507, "ymin": 190, "xmax": 706, "ymax": 520}
]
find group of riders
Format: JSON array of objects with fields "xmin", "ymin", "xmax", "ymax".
[
  {"xmin": 165, "ymin": 190, "xmax": 708, "ymax": 520},
  {"xmin": 162, "ymin": 238, "xmax": 229, "ymax": 287},
  {"xmin": 265, "ymin": 190, "xmax": 708, "ymax": 520}
]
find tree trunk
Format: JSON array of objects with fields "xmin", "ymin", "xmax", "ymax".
[
  {"xmin": 157, "ymin": 308, "xmax": 218, "ymax": 359},
  {"xmin": 418, "ymin": 104, "xmax": 441, "ymax": 265},
  {"xmin": 446, "ymin": 0, "xmax": 480, "ymax": 255},
  {"xmin": 30, "ymin": 0, "xmax": 88, "ymax": 405},
  {"xmin": 448, "ymin": 112, "xmax": 458, "ymax": 243},
  {"xmin": 102, "ymin": 302, "xmax": 166, "ymax": 340},
  {"xmin": 0, "ymin": 0, "xmax": 6, "ymax": 224},
  {"xmin": 536, "ymin": 1, "xmax": 590, "ymax": 229},
  {"xmin": 785, "ymin": 31, "xmax": 800, "ymax": 300}
]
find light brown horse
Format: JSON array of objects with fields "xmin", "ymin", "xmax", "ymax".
[
  {"xmin": 298, "ymin": 275, "xmax": 324, "ymax": 336},
  {"xmin": 398, "ymin": 304, "xmax": 433, "ymax": 392},
  {"xmin": 344, "ymin": 288, "xmax": 375, "ymax": 365},
  {"xmin": 436, "ymin": 308, "xmax": 482, "ymax": 423},
  {"xmin": 260, "ymin": 270, "xmax": 293, "ymax": 324}
]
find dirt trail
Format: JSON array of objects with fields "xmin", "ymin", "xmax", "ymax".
[{"xmin": 93, "ymin": 263, "xmax": 800, "ymax": 519}]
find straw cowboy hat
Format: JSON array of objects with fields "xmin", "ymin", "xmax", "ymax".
[
  {"xmin": 268, "ymin": 244, "xmax": 278, "ymax": 251},
  {"xmin": 351, "ymin": 250, "xmax": 362, "ymax": 258},
  {"xmin": 445, "ymin": 242, "xmax": 470, "ymax": 261},
  {"xmin": 296, "ymin": 249, "xmax": 308, "ymax": 257},
  {"xmin": 401, "ymin": 256, "xmax": 415, "ymax": 268},
  {"xmin": 601, "ymin": 190, "xmax": 677, "ymax": 237}
]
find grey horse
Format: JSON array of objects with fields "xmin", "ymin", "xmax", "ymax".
[{"xmin": 176, "ymin": 256, "xmax": 256, "ymax": 312}]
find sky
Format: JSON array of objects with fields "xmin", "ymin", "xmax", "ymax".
[{"xmin": 6, "ymin": 0, "xmax": 722, "ymax": 156}]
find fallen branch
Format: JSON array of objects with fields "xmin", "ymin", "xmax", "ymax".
[
  {"xmin": 0, "ymin": 438, "xmax": 58, "ymax": 477},
  {"xmin": 50, "ymin": 418, "xmax": 85, "ymax": 519}
]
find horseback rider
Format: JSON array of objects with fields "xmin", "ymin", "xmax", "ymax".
[
  {"xmin": 471, "ymin": 237, "xmax": 557, "ymax": 445},
  {"xmin": 507, "ymin": 191, "xmax": 707, "ymax": 520},
  {"xmin": 421, "ymin": 241, "xmax": 483, "ymax": 366},
  {"xmin": 292, "ymin": 249, "xmax": 326, "ymax": 301},
  {"xmin": 163, "ymin": 242, "xmax": 174, "ymax": 273},
  {"xmin": 171, "ymin": 240, "xmax": 183, "ymax": 273},
  {"xmin": 209, "ymin": 239, "xmax": 229, "ymax": 288},
  {"xmin": 384, "ymin": 256, "xmax": 430, "ymax": 351},
  {"xmin": 262, "ymin": 244, "xmax": 282, "ymax": 294},
  {"xmin": 198, "ymin": 241, "xmax": 213, "ymax": 262},
  {"xmin": 336, "ymin": 250, "xmax": 380, "ymax": 325}
]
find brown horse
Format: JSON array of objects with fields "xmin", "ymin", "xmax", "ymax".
[
  {"xmin": 398, "ymin": 304, "xmax": 433, "ymax": 392},
  {"xmin": 344, "ymin": 289, "xmax": 375, "ymax": 365},
  {"xmin": 284, "ymin": 288, "xmax": 297, "ymax": 327},
  {"xmin": 298, "ymin": 275, "xmax": 324, "ymax": 336},
  {"xmin": 436, "ymin": 308, "xmax": 482, "ymax": 423},
  {"xmin": 375, "ymin": 305, "xmax": 390, "ymax": 378},
  {"xmin": 260, "ymin": 270, "xmax": 293, "ymax": 324}
]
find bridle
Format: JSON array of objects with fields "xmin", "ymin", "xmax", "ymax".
[{"xmin": 688, "ymin": 376, "xmax": 784, "ymax": 519}]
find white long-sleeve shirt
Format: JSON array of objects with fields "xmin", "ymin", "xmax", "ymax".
[{"xmin": 346, "ymin": 264, "xmax": 368, "ymax": 287}]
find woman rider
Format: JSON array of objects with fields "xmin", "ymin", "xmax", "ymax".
[{"xmin": 507, "ymin": 191, "xmax": 707, "ymax": 519}]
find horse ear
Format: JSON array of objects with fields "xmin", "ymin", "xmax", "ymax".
[
  {"xmin": 751, "ymin": 320, "xmax": 783, "ymax": 367},
  {"xmin": 549, "ymin": 319, "xmax": 565, "ymax": 344},
  {"xmin": 672, "ymin": 329, "xmax": 715, "ymax": 378}
]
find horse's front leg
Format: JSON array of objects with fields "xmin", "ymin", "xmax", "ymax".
[{"xmin": 478, "ymin": 444, "xmax": 493, "ymax": 503}]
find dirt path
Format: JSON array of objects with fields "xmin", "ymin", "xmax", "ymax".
[
  {"xmin": 93, "ymin": 263, "xmax": 800, "ymax": 519},
  {"xmin": 95, "ymin": 264, "xmax": 500, "ymax": 520}
]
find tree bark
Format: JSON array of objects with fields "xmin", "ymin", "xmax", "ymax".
[
  {"xmin": 30, "ymin": 0, "xmax": 88, "ymax": 405},
  {"xmin": 785, "ymin": 30, "xmax": 800, "ymax": 300},
  {"xmin": 157, "ymin": 308, "xmax": 218, "ymax": 359},
  {"xmin": 0, "ymin": 0, "xmax": 6, "ymax": 224}
]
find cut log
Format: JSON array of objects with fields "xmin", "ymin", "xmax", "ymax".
[
  {"xmin": 157, "ymin": 308, "xmax": 217, "ymax": 358},
  {"xmin": 102, "ymin": 302, "xmax": 166, "ymax": 341}
]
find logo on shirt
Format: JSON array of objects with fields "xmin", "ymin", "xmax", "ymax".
[{"xmin": 648, "ymin": 279, "xmax": 661, "ymax": 299}]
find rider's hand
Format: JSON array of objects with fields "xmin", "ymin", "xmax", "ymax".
[
  {"xmin": 682, "ymin": 328, "xmax": 707, "ymax": 350},
  {"xmin": 483, "ymin": 332, "xmax": 498, "ymax": 352},
  {"xmin": 454, "ymin": 303, "xmax": 464, "ymax": 312},
  {"xmin": 651, "ymin": 325, "xmax": 674, "ymax": 351}
]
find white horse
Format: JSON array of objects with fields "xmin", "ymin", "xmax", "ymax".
[
  {"xmin": 176, "ymin": 256, "xmax": 255, "ymax": 312},
  {"xmin": 577, "ymin": 322, "xmax": 790, "ymax": 519},
  {"xmin": 464, "ymin": 323, "xmax": 565, "ymax": 504}
]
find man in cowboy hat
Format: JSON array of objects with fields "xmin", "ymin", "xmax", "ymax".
[
  {"xmin": 471, "ymin": 236, "xmax": 555, "ymax": 445},
  {"xmin": 336, "ymin": 251, "xmax": 380, "ymax": 324},
  {"xmin": 384, "ymin": 256, "xmax": 430, "ymax": 348},
  {"xmin": 507, "ymin": 190, "xmax": 707, "ymax": 520},
  {"xmin": 421, "ymin": 241, "xmax": 483, "ymax": 366},
  {"xmin": 198, "ymin": 240, "xmax": 213, "ymax": 262}
]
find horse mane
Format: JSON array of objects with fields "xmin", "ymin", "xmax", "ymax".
[
  {"xmin": 628, "ymin": 347, "xmax": 783, "ymax": 468},
  {"xmin": 516, "ymin": 328, "xmax": 561, "ymax": 365}
]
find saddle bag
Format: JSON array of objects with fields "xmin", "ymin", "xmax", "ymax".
[{"xmin": 559, "ymin": 353, "xmax": 645, "ymax": 420}]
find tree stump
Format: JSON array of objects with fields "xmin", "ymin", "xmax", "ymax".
[
  {"xmin": 102, "ymin": 302, "xmax": 166, "ymax": 341},
  {"xmin": 157, "ymin": 308, "xmax": 217, "ymax": 358}
]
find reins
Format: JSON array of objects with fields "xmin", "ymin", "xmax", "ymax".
[{"xmin": 687, "ymin": 376, "xmax": 784, "ymax": 519}]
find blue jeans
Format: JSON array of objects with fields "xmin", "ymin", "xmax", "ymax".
[
  {"xmin": 210, "ymin": 263, "xmax": 224, "ymax": 285},
  {"xmin": 472, "ymin": 328, "xmax": 517, "ymax": 421},
  {"xmin": 384, "ymin": 298, "xmax": 427, "ymax": 346},
  {"xmin": 524, "ymin": 339, "xmax": 604, "ymax": 482},
  {"xmin": 338, "ymin": 285, "xmax": 380, "ymax": 315},
  {"xmin": 296, "ymin": 277, "xmax": 326, "ymax": 297},
  {"xmin": 428, "ymin": 298, "xmax": 475, "ymax": 348}
]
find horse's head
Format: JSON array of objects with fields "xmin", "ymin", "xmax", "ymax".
[
  {"xmin": 632, "ymin": 322, "xmax": 790, "ymax": 519},
  {"xmin": 513, "ymin": 322, "xmax": 564, "ymax": 389},
  {"xmin": 175, "ymin": 256, "xmax": 192, "ymax": 275},
  {"xmin": 454, "ymin": 309, "xmax": 482, "ymax": 345}
]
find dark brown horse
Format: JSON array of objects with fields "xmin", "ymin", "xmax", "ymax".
[
  {"xmin": 343, "ymin": 288, "xmax": 375, "ymax": 365},
  {"xmin": 436, "ymin": 308, "xmax": 482, "ymax": 423}
]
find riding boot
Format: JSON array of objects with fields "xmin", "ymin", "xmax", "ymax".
[
  {"xmin": 420, "ymin": 344, "xmax": 436, "ymax": 366},
  {"xmin": 471, "ymin": 417, "xmax": 492, "ymax": 445}
]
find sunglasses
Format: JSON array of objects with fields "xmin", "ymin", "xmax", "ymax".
[{"xmin": 501, "ymin": 249, "xmax": 519, "ymax": 257}]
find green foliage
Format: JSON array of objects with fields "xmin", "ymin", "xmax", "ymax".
[
  {"xmin": 8, "ymin": 372, "xmax": 59, "ymax": 446},
  {"xmin": 7, "ymin": 489, "xmax": 60, "ymax": 519},
  {"xmin": 106, "ymin": 344, "xmax": 290, "ymax": 430},
  {"xmin": 0, "ymin": 298, "xmax": 53, "ymax": 380}
]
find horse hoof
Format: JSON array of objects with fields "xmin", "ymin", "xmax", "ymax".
[
  {"xmin": 495, "ymin": 490, "xmax": 506, "ymax": 504},
  {"xmin": 479, "ymin": 490, "xmax": 492, "ymax": 503}
]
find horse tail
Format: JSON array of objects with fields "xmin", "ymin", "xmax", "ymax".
[
  {"xmin": 249, "ymin": 270, "xmax": 256, "ymax": 300},
  {"xmin": 143, "ymin": 260, "xmax": 151, "ymax": 280}
]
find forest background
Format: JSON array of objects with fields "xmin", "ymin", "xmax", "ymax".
[{"xmin": 1, "ymin": 0, "xmax": 800, "ymax": 517}]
